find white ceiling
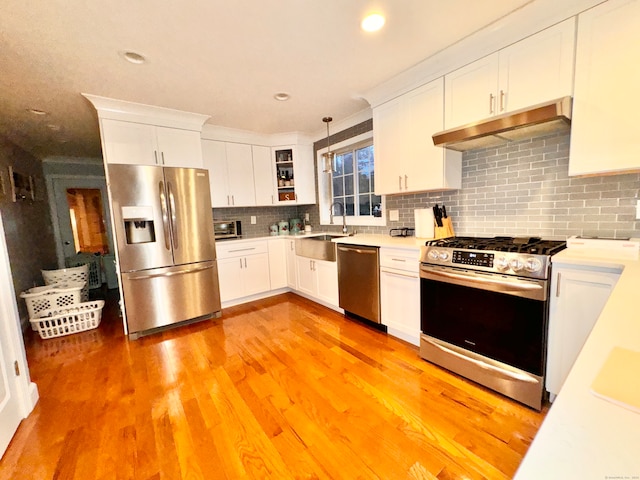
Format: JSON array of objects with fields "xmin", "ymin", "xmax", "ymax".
[{"xmin": 0, "ymin": 0, "xmax": 533, "ymax": 159}]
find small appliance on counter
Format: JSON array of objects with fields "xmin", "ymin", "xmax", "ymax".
[
  {"xmin": 389, "ymin": 227, "xmax": 415, "ymax": 237},
  {"xmin": 566, "ymin": 235, "xmax": 640, "ymax": 260},
  {"xmin": 213, "ymin": 220, "xmax": 242, "ymax": 240}
]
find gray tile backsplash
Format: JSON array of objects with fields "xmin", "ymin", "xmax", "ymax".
[{"xmin": 214, "ymin": 131, "xmax": 640, "ymax": 241}]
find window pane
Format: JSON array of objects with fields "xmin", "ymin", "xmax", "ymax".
[
  {"xmin": 332, "ymin": 176, "xmax": 343, "ymax": 197},
  {"xmin": 372, "ymin": 195, "xmax": 382, "ymax": 217},
  {"xmin": 359, "ymin": 195, "xmax": 371, "ymax": 216},
  {"xmin": 358, "ymin": 172, "xmax": 370, "ymax": 193},
  {"xmin": 345, "ymin": 197, "xmax": 355, "ymax": 216},
  {"xmin": 344, "ymin": 174, "xmax": 354, "ymax": 195},
  {"xmin": 334, "ymin": 155, "xmax": 344, "ymax": 175},
  {"xmin": 343, "ymin": 153, "xmax": 354, "ymax": 175}
]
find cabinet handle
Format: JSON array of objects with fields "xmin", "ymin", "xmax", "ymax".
[
  {"xmin": 154, "ymin": 151, "xmax": 159, "ymax": 165},
  {"xmin": 239, "ymin": 258, "xmax": 243, "ymax": 269},
  {"xmin": 290, "ymin": 242, "xmax": 294, "ymax": 251},
  {"xmin": 556, "ymin": 272, "xmax": 561, "ymax": 297},
  {"xmin": 231, "ymin": 195, "xmax": 235, "ymax": 205},
  {"xmin": 244, "ymin": 258, "xmax": 247, "ymax": 268},
  {"xmin": 161, "ymin": 151, "xmax": 166, "ymax": 165},
  {"xmin": 489, "ymin": 93, "xmax": 495, "ymax": 114},
  {"xmin": 404, "ymin": 175, "xmax": 408, "ymax": 190},
  {"xmin": 398, "ymin": 176, "xmax": 402, "ymax": 190},
  {"xmin": 227, "ymin": 195, "xmax": 230, "ymax": 206},
  {"xmin": 272, "ymin": 195, "xmax": 274, "ymax": 204},
  {"xmin": 391, "ymin": 258, "xmax": 406, "ymax": 262},
  {"xmin": 499, "ymin": 90, "xmax": 505, "ymax": 112}
]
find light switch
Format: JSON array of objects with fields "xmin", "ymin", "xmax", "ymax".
[
  {"xmin": 251, "ymin": 216, "xmax": 257, "ymax": 224},
  {"xmin": 389, "ymin": 210, "xmax": 399, "ymax": 221},
  {"xmin": 305, "ymin": 213, "xmax": 310, "ymax": 221}
]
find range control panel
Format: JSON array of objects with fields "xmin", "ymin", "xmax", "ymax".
[{"xmin": 452, "ymin": 250, "xmax": 494, "ymax": 268}]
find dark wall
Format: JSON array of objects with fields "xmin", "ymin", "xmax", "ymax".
[{"xmin": 0, "ymin": 136, "xmax": 58, "ymax": 328}]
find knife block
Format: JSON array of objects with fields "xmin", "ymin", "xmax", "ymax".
[{"xmin": 434, "ymin": 217, "xmax": 455, "ymax": 239}]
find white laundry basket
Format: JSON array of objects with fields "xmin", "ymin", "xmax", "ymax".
[
  {"xmin": 20, "ymin": 282, "xmax": 84, "ymax": 318},
  {"xmin": 42, "ymin": 264, "xmax": 89, "ymax": 301},
  {"xmin": 30, "ymin": 300, "xmax": 105, "ymax": 339},
  {"xmin": 65, "ymin": 253, "xmax": 102, "ymax": 290}
]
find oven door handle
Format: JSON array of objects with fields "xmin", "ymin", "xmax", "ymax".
[
  {"xmin": 425, "ymin": 338, "xmax": 538, "ymax": 384},
  {"xmin": 421, "ymin": 267, "xmax": 543, "ymax": 292}
]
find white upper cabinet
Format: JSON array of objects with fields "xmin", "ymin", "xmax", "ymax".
[
  {"xmin": 272, "ymin": 145, "xmax": 316, "ymax": 205},
  {"xmin": 202, "ymin": 140, "xmax": 256, "ymax": 208},
  {"xmin": 84, "ymin": 95, "xmax": 208, "ymax": 168},
  {"xmin": 444, "ymin": 18, "xmax": 575, "ymax": 129},
  {"xmin": 374, "ymin": 78, "xmax": 462, "ymax": 196},
  {"xmin": 569, "ymin": 0, "xmax": 640, "ymax": 176},
  {"xmin": 252, "ymin": 145, "xmax": 277, "ymax": 206}
]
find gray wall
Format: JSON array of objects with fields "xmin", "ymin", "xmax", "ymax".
[{"xmin": 0, "ymin": 137, "xmax": 58, "ymax": 328}]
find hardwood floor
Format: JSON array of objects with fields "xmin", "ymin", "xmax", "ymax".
[{"xmin": 1, "ymin": 292, "xmax": 547, "ymax": 479}]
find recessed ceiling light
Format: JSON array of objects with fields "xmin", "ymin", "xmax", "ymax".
[
  {"xmin": 47, "ymin": 124, "xmax": 61, "ymax": 131},
  {"xmin": 122, "ymin": 51, "xmax": 146, "ymax": 64},
  {"xmin": 361, "ymin": 13, "xmax": 385, "ymax": 32},
  {"xmin": 274, "ymin": 92, "xmax": 290, "ymax": 101},
  {"xmin": 27, "ymin": 108, "xmax": 48, "ymax": 116}
]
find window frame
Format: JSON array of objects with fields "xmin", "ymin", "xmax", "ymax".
[{"xmin": 317, "ymin": 132, "xmax": 386, "ymax": 227}]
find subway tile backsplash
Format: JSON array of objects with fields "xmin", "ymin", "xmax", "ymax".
[{"xmin": 214, "ymin": 131, "xmax": 640, "ymax": 240}]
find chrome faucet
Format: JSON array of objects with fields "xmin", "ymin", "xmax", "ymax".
[{"xmin": 329, "ymin": 201, "xmax": 348, "ymax": 234}]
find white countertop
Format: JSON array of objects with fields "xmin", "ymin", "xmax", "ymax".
[
  {"xmin": 515, "ymin": 248, "xmax": 640, "ymax": 479},
  {"xmin": 223, "ymin": 232, "xmax": 426, "ymax": 251}
]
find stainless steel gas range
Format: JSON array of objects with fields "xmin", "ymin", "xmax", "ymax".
[{"xmin": 419, "ymin": 236, "xmax": 566, "ymax": 410}]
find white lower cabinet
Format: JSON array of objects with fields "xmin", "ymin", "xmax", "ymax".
[
  {"xmin": 284, "ymin": 238, "xmax": 297, "ymax": 289},
  {"xmin": 267, "ymin": 238, "xmax": 287, "ymax": 290},
  {"xmin": 216, "ymin": 241, "xmax": 271, "ymax": 303},
  {"xmin": 295, "ymin": 256, "xmax": 339, "ymax": 308},
  {"xmin": 379, "ymin": 247, "xmax": 421, "ymax": 346},
  {"xmin": 546, "ymin": 262, "xmax": 622, "ymax": 399}
]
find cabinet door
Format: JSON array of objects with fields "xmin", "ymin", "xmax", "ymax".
[
  {"xmin": 253, "ymin": 145, "xmax": 276, "ymax": 206},
  {"xmin": 569, "ymin": 0, "xmax": 640, "ymax": 176},
  {"xmin": 499, "ymin": 19, "xmax": 575, "ymax": 114},
  {"xmin": 373, "ymin": 98, "xmax": 404, "ymax": 195},
  {"xmin": 546, "ymin": 265, "xmax": 620, "ymax": 397},
  {"xmin": 100, "ymin": 119, "xmax": 157, "ymax": 165},
  {"xmin": 155, "ymin": 127, "xmax": 203, "ymax": 168},
  {"xmin": 444, "ymin": 53, "xmax": 499, "ymax": 129},
  {"xmin": 292, "ymin": 145, "xmax": 316, "ymax": 205},
  {"xmin": 217, "ymin": 256, "xmax": 245, "ymax": 302},
  {"xmin": 268, "ymin": 239, "xmax": 287, "ymax": 290},
  {"xmin": 296, "ymin": 256, "xmax": 316, "ymax": 296},
  {"xmin": 244, "ymin": 253, "xmax": 271, "ymax": 297},
  {"xmin": 202, "ymin": 140, "xmax": 229, "ymax": 207},
  {"xmin": 285, "ymin": 239, "xmax": 297, "ymax": 289},
  {"xmin": 380, "ymin": 269, "xmax": 420, "ymax": 346},
  {"xmin": 225, "ymin": 143, "xmax": 256, "ymax": 207},
  {"xmin": 315, "ymin": 260, "xmax": 339, "ymax": 307}
]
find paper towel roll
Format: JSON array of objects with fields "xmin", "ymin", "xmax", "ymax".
[{"xmin": 414, "ymin": 208, "xmax": 435, "ymax": 239}]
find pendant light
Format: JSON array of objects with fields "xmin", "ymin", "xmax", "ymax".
[{"xmin": 322, "ymin": 116, "xmax": 335, "ymax": 173}]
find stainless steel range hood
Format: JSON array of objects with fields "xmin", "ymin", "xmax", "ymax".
[{"xmin": 432, "ymin": 96, "xmax": 572, "ymax": 152}]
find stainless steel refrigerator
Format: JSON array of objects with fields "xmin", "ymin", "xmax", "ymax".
[{"xmin": 107, "ymin": 164, "xmax": 221, "ymax": 337}]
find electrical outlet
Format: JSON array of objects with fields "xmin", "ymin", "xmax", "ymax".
[
  {"xmin": 305, "ymin": 212, "xmax": 310, "ymax": 221},
  {"xmin": 251, "ymin": 216, "xmax": 257, "ymax": 224},
  {"xmin": 389, "ymin": 210, "xmax": 399, "ymax": 221},
  {"xmin": 636, "ymin": 200, "xmax": 640, "ymax": 220}
]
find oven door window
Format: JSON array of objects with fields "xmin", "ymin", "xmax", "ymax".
[{"xmin": 420, "ymin": 278, "xmax": 546, "ymax": 376}]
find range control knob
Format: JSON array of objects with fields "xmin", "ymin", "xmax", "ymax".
[
  {"xmin": 524, "ymin": 257, "xmax": 543, "ymax": 273},
  {"xmin": 495, "ymin": 257, "xmax": 510, "ymax": 271},
  {"xmin": 438, "ymin": 251, "xmax": 450, "ymax": 261},
  {"xmin": 427, "ymin": 249, "xmax": 440, "ymax": 261},
  {"xmin": 509, "ymin": 257, "xmax": 524, "ymax": 272}
]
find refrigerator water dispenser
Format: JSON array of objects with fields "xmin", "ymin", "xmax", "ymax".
[{"xmin": 122, "ymin": 206, "xmax": 156, "ymax": 244}]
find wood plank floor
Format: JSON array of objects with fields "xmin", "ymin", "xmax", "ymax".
[{"xmin": 1, "ymin": 292, "xmax": 547, "ymax": 479}]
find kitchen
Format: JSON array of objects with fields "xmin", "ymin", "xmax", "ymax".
[{"xmin": 1, "ymin": 0, "xmax": 640, "ymax": 478}]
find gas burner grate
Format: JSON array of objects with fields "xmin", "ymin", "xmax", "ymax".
[{"xmin": 425, "ymin": 236, "xmax": 566, "ymax": 255}]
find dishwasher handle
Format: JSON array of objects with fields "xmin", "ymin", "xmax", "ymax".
[{"xmin": 337, "ymin": 245, "xmax": 378, "ymax": 255}]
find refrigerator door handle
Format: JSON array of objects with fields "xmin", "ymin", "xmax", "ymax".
[
  {"xmin": 159, "ymin": 181, "xmax": 171, "ymax": 251},
  {"xmin": 128, "ymin": 263, "xmax": 214, "ymax": 280},
  {"xmin": 167, "ymin": 181, "xmax": 179, "ymax": 250}
]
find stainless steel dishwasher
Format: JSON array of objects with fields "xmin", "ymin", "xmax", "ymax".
[{"xmin": 337, "ymin": 244, "xmax": 380, "ymax": 324}]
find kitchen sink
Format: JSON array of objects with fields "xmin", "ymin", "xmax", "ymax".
[{"xmin": 295, "ymin": 234, "xmax": 347, "ymax": 262}]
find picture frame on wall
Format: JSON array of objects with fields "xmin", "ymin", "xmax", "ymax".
[{"xmin": 8, "ymin": 166, "xmax": 35, "ymax": 202}]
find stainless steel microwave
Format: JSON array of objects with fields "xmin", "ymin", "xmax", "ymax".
[{"xmin": 213, "ymin": 220, "xmax": 242, "ymax": 240}]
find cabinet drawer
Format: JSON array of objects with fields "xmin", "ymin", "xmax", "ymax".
[
  {"xmin": 379, "ymin": 248, "xmax": 420, "ymax": 273},
  {"xmin": 216, "ymin": 240, "xmax": 268, "ymax": 259}
]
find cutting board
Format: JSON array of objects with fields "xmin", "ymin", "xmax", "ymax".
[{"xmin": 590, "ymin": 346, "xmax": 640, "ymax": 414}]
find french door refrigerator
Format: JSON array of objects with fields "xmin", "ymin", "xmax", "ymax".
[{"xmin": 107, "ymin": 164, "xmax": 221, "ymax": 337}]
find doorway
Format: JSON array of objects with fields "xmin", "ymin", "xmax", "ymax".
[{"xmin": 47, "ymin": 176, "xmax": 114, "ymax": 269}]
